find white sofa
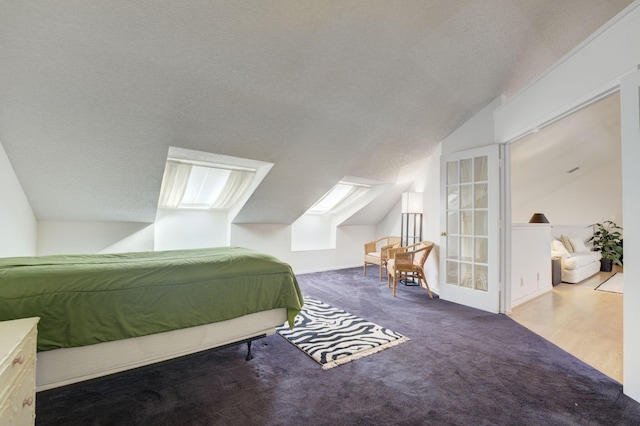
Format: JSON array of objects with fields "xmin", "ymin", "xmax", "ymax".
[{"xmin": 551, "ymin": 237, "xmax": 601, "ymax": 284}]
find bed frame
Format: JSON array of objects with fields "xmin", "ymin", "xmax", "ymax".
[
  {"xmin": 36, "ymin": 308, "xmax": 287, "ymax": 391},
  {"xmin": 0, "ymin": 247, "xmax": 301, "ymax": 391}
]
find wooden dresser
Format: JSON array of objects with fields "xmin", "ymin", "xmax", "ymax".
[{"xmin": 0, "ymin": 317, "xmax": 39, "ymax": 425}]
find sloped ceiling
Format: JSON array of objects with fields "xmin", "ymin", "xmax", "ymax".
[
  {"xmin": 511, "ymin": 92, "xmax": 621, "ymax": 215},
  {"xmin": 0, "ymin": 1, "xmax": 632, "ymax": 224}
]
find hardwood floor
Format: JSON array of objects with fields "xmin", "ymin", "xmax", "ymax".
[{"xmin": 509, "ymin": 266, "xmax": 623, "ymax": 383}]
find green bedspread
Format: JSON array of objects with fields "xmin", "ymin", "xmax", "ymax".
[{"xmin": 0, "ymin": 247, "xmax": 304, "ymax": 351}]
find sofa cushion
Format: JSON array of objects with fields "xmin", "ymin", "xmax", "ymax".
[
  {"xmin": 569, "ymin": 238, "xmax": 590, "ymax": 253},
  {"xmin": 562, "ymin": 251, "xmax": 601, "ymax": 270},
  {"xmin": 552, "ymin": 240, "xmax": 571, "ymax": 257},
  {"xmin": 560, "ymin": 235, "xmax": 574, "ymax": 253}
]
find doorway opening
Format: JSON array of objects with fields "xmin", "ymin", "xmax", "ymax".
[{"xmin": 508, "ymin": 91, "xmax": 623, "ymax": 383}]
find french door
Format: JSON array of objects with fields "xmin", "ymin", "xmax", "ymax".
[{"xmin": 439, "ymin": 144, "xmax": 501, "ymax": 313}]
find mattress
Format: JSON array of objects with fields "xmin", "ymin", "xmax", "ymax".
[{"xmin": 0, "ymin": 247, "xmax": 303, "ymax": 351}]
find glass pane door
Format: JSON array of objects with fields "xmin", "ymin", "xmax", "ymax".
[
  {"xmin": 440, "ymin": 145, "xmax": 500, "ymax": 313},
  {"xmin": 446, "ymin": 156, "xmax": 488, "ymax": 290}
]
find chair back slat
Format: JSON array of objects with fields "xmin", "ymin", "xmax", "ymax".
[{"xmin": 386, "ymin": 241, "xmax": 435, "ymax": 298}]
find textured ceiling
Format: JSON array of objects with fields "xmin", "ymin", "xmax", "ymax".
[
  {"xmin": 511, "ymin": 92, "xmax": 621, "ymax": 213},
  {"xmin": 0, "ymin": 1, "xmax": 632, "ymax": 224}
]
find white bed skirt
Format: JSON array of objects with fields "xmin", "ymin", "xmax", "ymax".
[{"xmin": 36, "ymin": 308, "xmax": 287, "ymax": 391}]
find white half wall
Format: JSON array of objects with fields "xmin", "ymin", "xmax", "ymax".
[
  {"xmin": 231, "ymin": 223, "xmax": 376, "ymax": 275},
  {"xmin": 291, "ymin": 214, "xmax": 335, "ymax": 251},
  {"xmin": 154, "ymin": 209, "xmax": 229, "ymax": 251},
  {"xmin": 33, "ymin": 209, "xmax": 376, "ymax": 275},
  {"xmin": 37, "ymin": 221, "xmax": 154, "ymax": 255},
  {"xmin": 0, "ymin": 140, "xmax": 36, "ymax": 257}
]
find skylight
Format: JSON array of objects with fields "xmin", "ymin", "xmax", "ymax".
[
  {"xmin": 180, "ymin": 165, "xmax": 231, "ymax": 208},
  {"xmin": 307, "ymin": 182, "xmax": 370, "ymax": 214},
  {"xmin": 158, "ymin": 159, "xmax": 255, "ymax": 210}
]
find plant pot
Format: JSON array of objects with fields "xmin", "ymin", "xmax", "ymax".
[{"xmin": 600, "ymin": 258, "xmax": 613, "ymax": 272}]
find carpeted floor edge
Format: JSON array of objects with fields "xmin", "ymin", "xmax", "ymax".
[{"xmin": 321, "ymin": 336, "xmax": 410, "ymax": 370}]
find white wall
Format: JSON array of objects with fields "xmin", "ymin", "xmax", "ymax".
[
  {"xmin": 371, "ymin": 147, "xmax": 443, "ymax": 293},
  {"xmin": 291, "ymin": 215, "xmax": 334, "ymax": 251},
  {"xmin": 620, "ymin": 67, "xmax": 640, "ymax": 402},
  {"xmin": 494, "ymin": 4, "xmax": 640, "ymax": 143},
  {"xmin": 145, "ymin": 208, "xmax": 378, "ymax": 274},
  {"xmin": 442, "ymin": 96, "xmax": 503, "ymax": 155},
  {"xmin": 370, "ymin": 97, "xmax": 501, "ymax": 295},
  {"xmin": 375, "ymin": 201, "xmax": 402, "ymax": 238},
  {"xmin": 549, "ymin": 225, "xmax": 595, "ymax": 246},
  {"xmin": 5, "ymin": 0, "xmax": 637, "ymax": 401},
  {"xmin": 0, "ymin": 141, "xmax": 37, "ymax": 257},
  {"xmin": 415, "ymin": 98, "xmax": 503, "ymax": 294},
  {"xmin": 37, "ymin": 221, "xmax": 154, "ymax": 255},
  {"xmin": 231, "ymin": 223, "xmax": 375, "ymax": 274},
  {"xmin": 154, "ymin": 209, "xmax": 229, "ymax": 251},
  {"xmin": 409, "ymin": 2, "xmax": 639, "ymax": 399},
  {"xmin": 419, "ymin": 144, "xmax": 443, "ymax": 293},
  {"xmin": 511, "ymin": 158, "xmax": 623, "ymax": 226},
  {"xmin": 386, "ymin": 145, "xmax": 443, "ymax": 293},
  {"xmin": 33, "ymin": 206, "xmax": 376, "ymax": 275},
  {"xmin": 371, "ymin": 92, "xmax": 500, "ymax": 297},
  {"xmin": 495, "ymin": 2, "xmax": 640, "ymax": 402}
]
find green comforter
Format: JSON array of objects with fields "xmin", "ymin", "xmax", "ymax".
[{"xmin": 0, "ymin": 247, "xmax": 304, "ymax": 351}]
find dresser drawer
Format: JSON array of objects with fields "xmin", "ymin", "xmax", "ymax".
[
  {"xmin": 0, "ymin": 324, "xmax": 37, "ymax": 401},
  {"xmin": 0, "ymin": 317, "xmax": 39, "ymax": 425},
  {"xmin": 0, "ymin": 401, "xmax": 11, "ymax": 426},
  {"xmin": 11, "ymin": 366, "xmax": 37, "ymax": 426}
]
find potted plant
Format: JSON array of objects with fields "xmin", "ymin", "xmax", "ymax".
[{"xmin": 588, "ymin": 220, "xmax": 623, "ymax": 272}]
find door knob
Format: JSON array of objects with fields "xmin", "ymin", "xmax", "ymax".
[{"xmin": 440, "ymin": 231, "xmax": 447, "ymax": 236}]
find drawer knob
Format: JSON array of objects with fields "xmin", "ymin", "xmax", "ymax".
[
  {"xmin": 12, "ymin": 354, "xmax": 25, "ymax": 366},
  {"xmin": 23, "ymin": 396, "xmax": 34, "ymax": 407}
]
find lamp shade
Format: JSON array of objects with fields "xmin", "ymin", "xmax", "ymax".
[
  {"xmin": 401, "ymin": 192, "xmax": 423, "ymax": 214},
  {"xmin": 529, "ymin": 213, "xmax": 549, "ymax": 223}
]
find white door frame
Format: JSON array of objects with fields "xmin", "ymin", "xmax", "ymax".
[
  {"xmin": 620, "ymin": 66, "xmax": 640, "ymax": 400},
  {"xmin": 500, "ymin": 68, "xmax": 639, "ymax": 401}
]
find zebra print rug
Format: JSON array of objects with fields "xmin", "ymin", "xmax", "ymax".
[{"xmin": 277, "ymin": 297, "xmax": 409, "ymax": 370}]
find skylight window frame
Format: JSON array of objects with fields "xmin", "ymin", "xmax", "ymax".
[
  {"xmin": 158, "ymin": 158, "xmax": 256, "ymax": 211},
  {"xmin": 306, "ymin": 181, "xmax": 371, "ymax": 215},
  {"xmin": 167, "ymin": 158, "xmax": 256, "ymax": 173}
]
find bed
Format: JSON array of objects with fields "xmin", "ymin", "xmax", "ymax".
[{"xmin": 0, "ymin": 247, "xmax": 304, "ymax": 391}]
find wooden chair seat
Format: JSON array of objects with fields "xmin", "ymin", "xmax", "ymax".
[{"xmin": 387, "ymin": 241, "xmax": 435, "ymax": 298}]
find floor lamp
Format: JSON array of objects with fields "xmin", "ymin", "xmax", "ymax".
[
  {"xmin": 400, "ymin": 192, "xmax": 423, "ymax": 286},
  {"xmin": 401, "ymin": 192, "xmax": 423, "ymax": 246}
]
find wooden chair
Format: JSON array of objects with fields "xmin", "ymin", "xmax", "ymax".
[
  {"xmin": 363, "ymin": 236, "xmax": 401, "ymax": 281},
  {"xmin": 387, "ymin": 241, "xmax": 435, "ymax": 298}
]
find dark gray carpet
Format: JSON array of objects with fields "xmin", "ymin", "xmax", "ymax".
[{"xmin": 36, "ymin": 267, "xmax": 640, "ymax": 425}]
